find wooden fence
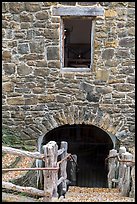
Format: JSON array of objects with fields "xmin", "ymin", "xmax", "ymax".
[
  {"xmin": 106, "ymin": 146, "xmax": 135, "ymax": 197},
  {"xmin": 2, "ymin": 141, "xmax": 72, "ymax": 202}
]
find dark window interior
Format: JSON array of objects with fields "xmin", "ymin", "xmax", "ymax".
[
  {"xmin": 63, "ymin": 19, "xmax": 91, "ymax": 68},
  {"xmin": 42, "ymin": 124, "xmax": 113, "ymax": 188}
]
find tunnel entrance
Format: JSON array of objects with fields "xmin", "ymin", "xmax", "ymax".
[{"xmin": 42, "ymin": 124, "xmax": 113, "ymax": 188}]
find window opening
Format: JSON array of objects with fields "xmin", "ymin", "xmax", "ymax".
[{"xmin": 61, "ymin": 18, "xmax": 95, "ymax": 72}]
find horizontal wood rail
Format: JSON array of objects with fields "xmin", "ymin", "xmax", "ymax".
[
  {"xmin": 2, "ymin": 167, "xmax": 59, "ymax": 172},
  {"xmin": 2, "ymin": 146, "xmax": 44, "ymax": 160},
  {"xmin": 105, "ymin": 154, "xmax": 135, "ymax": 165},
  {"xmin": 2, "ymin": 181, "xmax": 44, "ymax": 197}
]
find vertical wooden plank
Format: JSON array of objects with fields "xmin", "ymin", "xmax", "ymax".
[
  {"xmin": 107, "ymin": 149, "xmax": 118, "ymax": 188},
  {"xmin": 43, "ymin": 141, "xmax": 58, "ymax": 202},
  {"xmin": 90, "ymin": 18, "xmax": 96, "ymax": 69},
  {"xmin": 118, "ymin": 146, "xmax": 127, "ymax": 190},
  {"xmin": 120, "ymin": 152, "xmax": 133, "ymax": 196},
  {"xmin": 36, "ymin": 135, "xmax": 44, "ymax": 189},
  {"xmin": 67, "ymin": 154, "xmax": 77, "ymax": 185},
  {"xmin": 52, "ymin": 141, "xmax": 58, "ymax": 198},
  {"xmin": 130, "ymin": 164, "xmax": 135, "ymax": 198},
  {"xmin": 60, "ymin": 141, "xmax": 68, "ymax": 196},
  {"xmin": 60, "ymin": 18, "xmax": 64, "ymax": 69}
]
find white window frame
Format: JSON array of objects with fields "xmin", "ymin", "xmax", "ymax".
[
  {"xmin": 60, "ymin": 17, "xmax": 96, "ymax": 72},
  {"xmin": 52, "ymin": 6, "xmax": 104, "ymax": 72}
]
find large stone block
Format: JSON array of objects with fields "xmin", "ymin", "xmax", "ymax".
[
  {"xmin": 19, "ymin": 54, "xmax": 44, "ymax": 61},
  {"xmin": 34, "ymin": 68, "xmax": 50, "ymax": 77},
  {"xmin": 2, "ymin": 51, "xmax": 11, "ymax": 60},
  {"xmin": 96, "ymin": 86, "xmax": 113, "ymax": 94},
  {"xmin": 79, "ymin": 82, "xmax": 94, "ymax": 93},
  {"xmin": 44, "ymin": 28, "xmax": 59, "ymax": 39},
  {"xmin": 102, "ymin": 49, "xmax": 114, "ymax": 60},
  {"xmin": 105, "ymin": 9, "xmax": 117, "ymax": 17},
  {"xmin": 95, "ymin": 69, "xmax": 109, "ymax": 81},
  {"xmin": 17, "ymin": 63, "xmax": 32, "ymax": 76},
  {"xmin": 36, "ymin": 60, "xmax": 47, "ymax": 67},
  {"xmin": 32, "ymin": 87, "xmax": 45, "ymax": 94},
  {"xmin": 9, "ymin": 2, "xmax": 24, "ymax": 13},
  {"xmin": 3, "ymin": 63, "xmax": 15, "ymax": 75},
  {"xmin": 128, "ymin": 27, "xmax": 135, "ymax": 36},
  {"xmin": 47, "ymin": 47, "xmax": 59, "ymax": 60},
  {"xmin": 56, "ymin": 95, "xmax": 71, "ymax": 103},
  {"xmin": 25, "ymin": 97, "xmax": 38, "ymax": 105},
  {"xmin": 3, "ymin": 82, "xmax": 14, "ymax": 92},
  {"xmin": 104, "ymin": 40, "xmax": 118, "ymax": 48},
  {"xmin": 20, "ymin": 22, "xmax": 31, "ymax": 29},
  {"xmin": 2, "ymin": 2, "xmax": 9, "ymax": 13},
  {"xmin": 18, "ymin": 43, "xmax": 29, "ymax": 54},
  {"xmin": 113, "ymin": 84, "xmax": 134, "ymax": 92},
  {"xmin": 116, "ymin": 49, "xmax": 130, "ymax": 58},
  {"xmin": 128, "ymin": 2, "xmax": 135, "ymax": 8},
  {"xmin": 25, "ymin": 2, "xmax": 41, "ymax": 12},
  {"xmin": 119, "ymin": 37, "xmax": 135, "ymax": 48},
  {"xmin": 119, "ymin": 67, "xmax": 134, "ymax": 75},
  {"xmin": 30, "ymin": 41, "xmax": 44, "ymax": 53},
  {"xmin": 20, "ymin": 12, "xmax": 33, "ymax": 22},
  {"xmin": 33, "ymin": 21, "xmax": 47, "ymax": 28},
  {"xmin": 7, "ymin": 97, "xmax": 25, "ymax": 105},
  {"xmin": 86, "ymin": 92, "xmax": 100, "ymax": 102},
  {"xmin": 35, "ymin": 11, "xmax": 49, "ymax": 20},
  {"xmin": 38, "ymin": 95, "xmax": 55, "ymax": 103},
  {"xmin": 48, "ymin": 61, "xmax": 60, "ymax": 68}
]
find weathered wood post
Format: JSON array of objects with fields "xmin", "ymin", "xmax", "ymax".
[
  {"xmin": 60, "ymin": 141, "xmax": 68, "ymax": 196},
  {"xmin": 129, "ymin": 152, "xmax": 135, "ymax": 198},
  {"xmin": 129, "ymin": 164, "xmax": 135, "ymax": 198},
  {"xmin": 70, "ymin": 154, "xmax": 77, "ymax": 185},
  {"xmin": 43, "ymin": 141, "xmax": 58, "ymax": 202},
  {"xmin": 120, "ymin": 152, "xmax": 133, "ymax": 196},
  {"xmin": 118, "ymin": 146, "xmax": 126, "ymax": 190},
  {"xmin": 107, "ymin": 149, "xmax": 118, "ymax": 188}
]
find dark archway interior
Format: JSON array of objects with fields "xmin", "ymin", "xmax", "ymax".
[{"xmin": 42, "ymin": 124, "xmax": 113, "ymax": 188}]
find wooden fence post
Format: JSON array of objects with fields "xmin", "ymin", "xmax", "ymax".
[
  {"xmin": 70, "ymin": 154, "xmax": 77, "ymax": 185},
  {"xmin": 129, "ymin": 164, "xmax": 135, "ymax": 198},
  {"xmin": 107, "ymin": 149, "xmax": 118, "ymax": 188},
  {"xmin": 120, "ymin": 152, "xmax": 133, "ymax": 196},
  {"xmin": 60, "ymin": 141, "xmax": 68, "ymax": 196},
  {"xmin": 43, "ymin": 141, "xmax": 58, "ymax": 202},
  {"xmin": 129, "ymin": 151, "xmax": 135, "ymax": 198},
  {"xmin": 118, "ymin": 146, "xmax": 127, "ymax": 190}
]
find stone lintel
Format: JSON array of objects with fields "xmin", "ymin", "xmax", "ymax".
[{"xmin": 52, "ymin": 6, "xmax": 104, "ymax": 16}]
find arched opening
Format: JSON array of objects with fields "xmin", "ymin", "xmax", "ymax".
[{"xmin": 42, "ymin": 124, "xmax": 114, "ymax": 188}]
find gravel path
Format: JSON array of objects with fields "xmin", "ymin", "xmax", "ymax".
[{"xmin": 59, "ymin": 186, "xmax": 135, "ymax": 202}]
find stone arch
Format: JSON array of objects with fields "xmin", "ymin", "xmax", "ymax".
[
  {"xmin": 21, "ymin": 105, "xmax": 127, "ymax": 148},
  {"xmin": 21, "ymin": 105, "xmax": 128, "ymax": 188},
  {"xmin": 40, "ymin": 124, "xmax": 113, "ymax": 188}
]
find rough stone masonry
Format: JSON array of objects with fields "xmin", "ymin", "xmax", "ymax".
[{"xmin": 2, "ymin": 2, "xmax": 135, "ymax": 149}]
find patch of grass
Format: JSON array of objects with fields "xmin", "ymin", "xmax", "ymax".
[
  {"xmin": 2, "ymin": 128, "xmax": 22, "ymax": 147},
  {"xmin": 2, "ymin": 128, "xmax": 37, "ymax": 151}
]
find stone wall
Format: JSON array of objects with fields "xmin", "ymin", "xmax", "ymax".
[{"xmin": 2, "ymin": 2, "xmax": 135, "ymax": 149}]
